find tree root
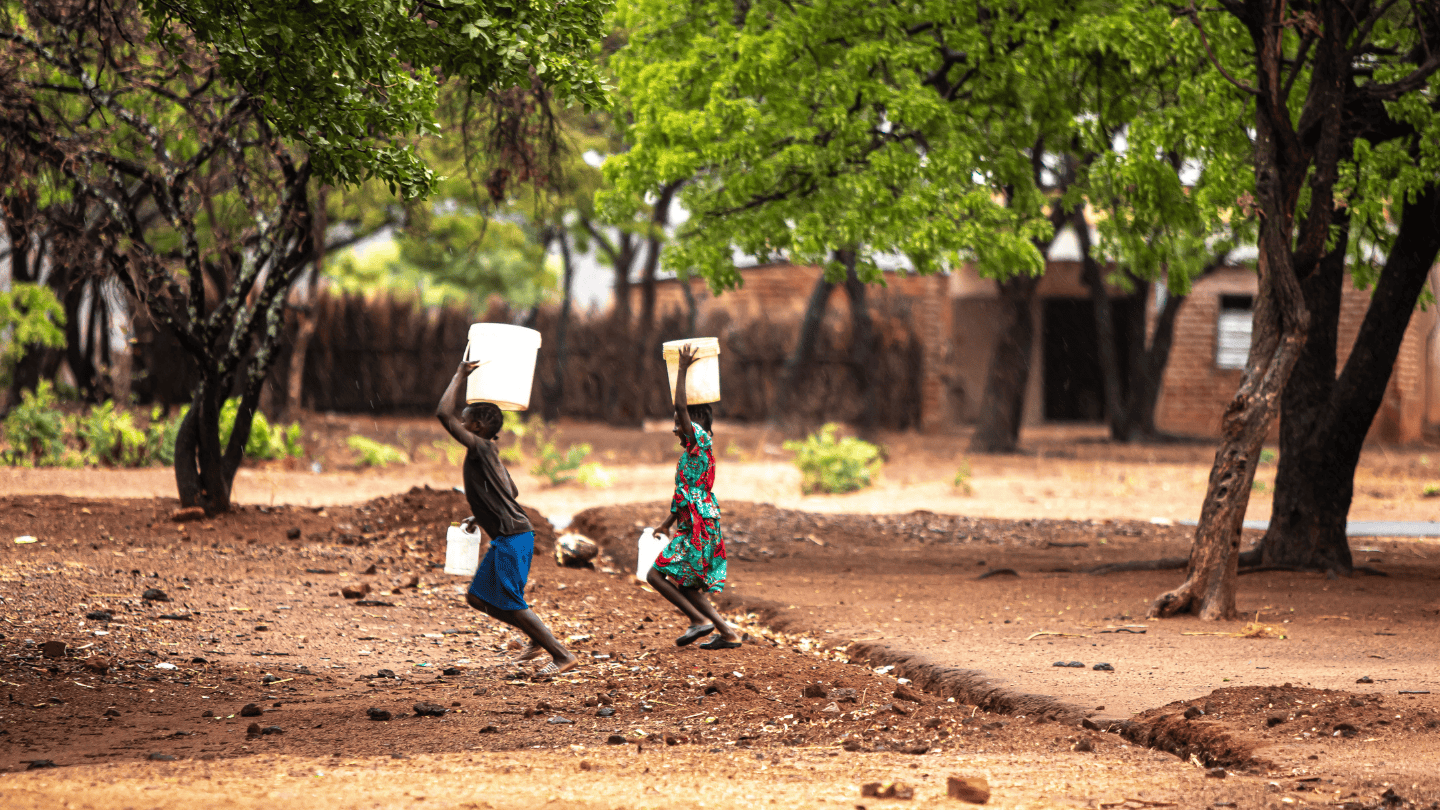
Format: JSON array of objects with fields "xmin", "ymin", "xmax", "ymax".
[{"xmin": 1087, "ymin": 557, "xmax": 1189, "ymax": 575}]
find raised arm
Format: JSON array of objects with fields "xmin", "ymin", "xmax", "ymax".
[
  {"xmin": 437, "ymin": 359, "xmax": 483, "ymax": 451},
  {"xmin": 673, "ymin": 344, "xmax": 697, "ymax": 448}
]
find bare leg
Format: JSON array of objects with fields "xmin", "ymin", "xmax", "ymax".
[
  {"xmin": 466, "ymin": 594, "xmax": 577, "ymax": 674},
  {"xmin": 646, "ymin": 568, "xmax": 709, "ymax": 625},
  {"xmin": 679, "ymin": 587, "xmax": 741, "ymax": 642}
]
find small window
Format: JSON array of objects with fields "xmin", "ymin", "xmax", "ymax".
[{"xmin": 1215, "ymin": 294, "xmax": 1253, "ymax": 370}]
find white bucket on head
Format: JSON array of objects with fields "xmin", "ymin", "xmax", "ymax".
[
  {"xmin": 662, "ymin": 337, "xmax": 721, "ymax": 404},
  {"xmin": 464, "ymin": 323, "xmax": 542, "ymax": 410}
]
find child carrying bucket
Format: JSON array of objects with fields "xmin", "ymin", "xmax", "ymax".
[
  {"xmin": 646, "ymin": 341, "xmax": 742, "ymax": 650},
  {"xmin": 437, "ymin": 328, "xmax": 576, "ymax": 677}
]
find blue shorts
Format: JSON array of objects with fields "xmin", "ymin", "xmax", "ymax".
[{"xmin": 468, "ymin": 531, "xmax": 534, "ymax": 612}]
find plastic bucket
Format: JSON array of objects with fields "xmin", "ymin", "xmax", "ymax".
[
  {"xmin": 636, "ymin": 528, "xmax": 668, "ymax": 582},
  {"xmin": 444, "ymin": 523, "xmax": 484, "ymax": 576},
  {"xmin": 662, "ymin": 337, "xmax": 721, "ymax": 404},
  {"xmin": 464, "ymin": 323, "xmax": 542, "ymax": 410}
]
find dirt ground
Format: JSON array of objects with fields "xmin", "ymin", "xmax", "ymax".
[{"xmin": 2, "ymin": 419, "xmax": 1439, "ymax": 808}]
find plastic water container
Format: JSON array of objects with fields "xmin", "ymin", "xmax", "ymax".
[
  {"xmin": 444, "ymin": 523, "xmax": 484, "ymax": 576},
  {"xmin": 662, "ymin": 337, "xmax": 721, "ymax": 404},
  {"xmin": 636, "ymin": 528, "xmax": 668, "ymax": 582},
  {"xmin": 464, "ymin": 323, "xmax": 542, "ymax": 410}
]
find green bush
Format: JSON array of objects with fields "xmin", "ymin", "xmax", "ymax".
[
  {"xmin": 953, "ymin": 458, "xmax": 973, "ymax": 495},
  {"xmin": 784, "ymin": 423, "xmax": 881, "ymax": 494},
  {"xmin": 347, "ymin": 435, "xmax": 409, "ymax": 467},
  {"xmin": 1, "ymin": 381, "xmax": 73, "ymax": 467},
  {"xmin": 218, "ymin": 398, "xmax": 304, "ymax": 460},
  {"xmin": 498, "ymin": 415, "xmax": 610, "ymax": 487},
  {"xmin": 75, "ymin": 400, "xmax": 148, "ymax": 466}
]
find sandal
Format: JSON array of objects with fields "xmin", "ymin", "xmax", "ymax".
[
  {"xmin": 676, "ymin": 624, "xmax": 715, "ymax": 647},
  {"xmin": 698, "ymin": 637, "xmax": 742, "ymax": 650}
]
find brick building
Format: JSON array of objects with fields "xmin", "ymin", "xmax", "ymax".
[{"xmin": 633, "ymin": 261, "xmax": 1440, "ymax": 443}]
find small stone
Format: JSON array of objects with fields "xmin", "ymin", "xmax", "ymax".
[
  {"xmin": 1072, "ymin": 738, "xmax": 1094, "ymax": 752},
  {"xmin": 262, "ymin": 674, "xmax": 279, "ymax": 684},
  {"xmin": 255, "ymin": 625, "xmax": 270, "ymax": 632},
  {"xmin": 842, "ymin": 739, "xmax": 865, "ymax": 752},
  {"xmin": 246, "ymin": 723, "xmax": 262, "ymax": 737},
  {"xmin": 367, "ymin": 708, "xmax": 392, "ymax": 721},
  {"xmin": 1333, "ymin": 722, "xmax": 1358, "ymax": 737},
  {"xmin": 260, "ymin": 726, "xmax": 284, "ymax": 735},
  {"xmin": 664, "ymin": 733, "xmax": 688, "ymax": 745},
  {"xmin": 1206, "ymin": 767, "xmax": 1228, "ymax": 779},
  {"xmin": 341, "ymin": 585, "xmax": 370, "ymax": 600},
  {"xmin": 893, "ymin": 684, "xmax": 924, "ymax": 703},
  {"xmin": 1184, "ymin": 706, "xmax": 1204, "ymax": 720},
  {"xmin": 479, "ymin": 725, "xmax": 499, "ymax": 733},
  {"xmin": 821, "ymin": 702, "xmax": 841, "ymax": 714},
  {"xmin": 376, "ymin": 669, "xmax": 397, "ymax": 679},
  {"xmin": 1080, "ymin": 717, "xmax": 1100, "ymax": 731},
  {"xmin": 286, "ymin": 527, "xmax": 302, "ymax": 540},
  {"xmin": 606, "ymin": 734, "xmax": 627, "ymax": 745},
  {"xmin": 41, "ymin": 640, "xmax": 67, "ymax": 659},
  {"xmin": 860, "ymin": 782, "xmax": 914, "ymax": 800},
  {"xmin": 1266, "ymin": 716, "xmax": 1285, "ymax": 727},
  {"xmin": 829, "ymin": 687, "xmax": 858, "ymax": 703},
  {"xmin": 546, "ymin": 716, "xmax": 575, "ymax": 725},
  {"xmin": 142, "ymin": 588, "xmax": 170, "ymax": 602},
  {"xmin": 191, "ymin": 657, "xmax": 209, "ymax": 665},
  {"xmin": 888, "ymin": 702, "xmax": 911, "ymax": 717},
  {"xmin": 579, "ymin": 760, "xmax": 593, "ymax": 771},
  {"xmin": 947, "ymin": 775, "xmax": 991, "ymax": 804},
  {"xmin": 104, "ymin": 708, "xmax": 121, "ymax": 718},
  {"xmin": 801, "ymin": 683, "xmax": 827, "ymax": 698},
  {"xmin": 26, "ymin": 760, "xmax": 57, "ymax": 770},
  {"xmin": 202, "ymin": 710, "xmax": 214, "ymax": 718},
  {"xmin": 923, "ymin": 717, "xmax": 943, "ymax": 729},
  {"xmin": 149, "ymin": 752, "xmax": 177, "ymax": 761},
  {"xmin": 596, "ymin": 706, "xmax": 616, "ymax": 717},
  {"xmin": 442, "ymin": 667, "xmax": 461, "ymax": 676},
  {"xmin": 414, "ymin": 702, "xmax": 448, "ymax": 717},
  {"xmin": 1092, "ymin": 663, "xmax": 1114, "ymax": 671},
  {"xmin": 1356, "ymin": 676, "xmax": 1374, "ymax": 684},
  {"xmin": 239, "ymin": 704, "xmax": 263, "ymax": 717},
  {"xmin": 86, "ymin": 611, "xmax": 113, "ymax": 621},
  {"xmin": 901, "ymin": 744, "xmax": 930, "ymax": 755}
]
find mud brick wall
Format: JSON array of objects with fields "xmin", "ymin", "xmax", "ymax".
[{"xmin": 1154, "ymin": 267, "xmax": 1440, "ymax": 443}]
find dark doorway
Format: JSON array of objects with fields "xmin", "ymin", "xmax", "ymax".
[{"xmin": 1042, "ymin": 297, "xmax": 1141, "ymax": 421}]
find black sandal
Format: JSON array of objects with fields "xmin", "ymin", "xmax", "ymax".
[
  {"xmin": 698, "ymin": 637, "xmax": 741, "ymax": 650},
  {"xmin": 676, "ymin": 624, "xmax": 715, "ymax": 647}
]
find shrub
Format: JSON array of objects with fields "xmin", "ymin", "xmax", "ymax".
[
  {"xmin": 504, "ymin": 416, "xmax": 610, "ymax": 487},
  {"xmin": 1, "ymin": 381, "xmax": 72, "ymax": 467},
  {"xmin": 218, "ymin": 399, "xmax": 304, "ymax": 460},
  {"xmin": 1422, "ymin": 483, "xmax": 1439, "ymax": 498},
  {"xmin": 347, "ymin": 435, "xmax": 409, "ymax": 467},
  {"xmin": 75, "ymin": 400, "xmax": 148, "ymax": 467},
  {"xmin": 784, "ymin": 423, "xmax": 882, "ymax": 494},
  {"xmin": 953, "ymin": 458, "xmax": 973, "ymax": 495},
  {"xmin": 144, "ymin": 406, "xmax": 187, "ymax": 465}
]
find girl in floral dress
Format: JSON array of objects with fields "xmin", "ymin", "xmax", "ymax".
[{"xmin": 648, "ymin": 344, "xmax": 742, "ymax": 649}]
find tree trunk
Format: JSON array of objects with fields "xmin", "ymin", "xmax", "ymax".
[
  {"xmin": 968, "ymin": 274, "xmax": 1040, "ymax": 453},
  {"xmin": 839, "ymin": 250, "xmax": 878, "ymax": 431},
  {"xmin": 1075, "ymin": 211, "xmax": 1125, "ymax": 439},
  {"xmin": 634, "ymin": 181, "xmax": 680, "ymax": 421},
  {"xmin": 542, "ymin": 228, "xmax": 576, "ymax": 421},
  {"xmin": 1151, "ymin": 0, "xmax": 1352, "ymax": 620},
  {"xmin": 775, "ymin": 268, "xmax": 836, "ymax": 421},
  {"xmin": 1263, "ymin": 183, "xmax": 1440, "ymax": 570},
  {"xmin": 1118, "ymin": 285, "xmax": 1185, "ymax": 440},
  {"xmin": 680, "ymin": 268, "xmax": 699, "ymax": 337}
]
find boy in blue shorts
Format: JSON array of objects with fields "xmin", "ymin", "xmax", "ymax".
[{"xmin": 437, "ymin": 359, "xmax": 577, "ymax": 677}]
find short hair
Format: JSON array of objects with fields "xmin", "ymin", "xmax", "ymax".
[
  {"xmin": 462, "ymin": 402, "xmax": 504, "ymax": 436},
  {"xmin": 687, "ymin": 403, "xmax": 713, "ymax": 434}
]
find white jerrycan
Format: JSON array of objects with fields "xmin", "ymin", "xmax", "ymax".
[
  {"xmin": 636, "ymin": 528, "xmax": 668, "ymax": 582},
  {"xmin": 444, "ymin": 523, "xmax": 485, "ymax": 576}
]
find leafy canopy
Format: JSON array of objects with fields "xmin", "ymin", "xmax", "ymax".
[{"xmin": 142, "ymin": 0, "xmax": 614, "ymax": 198}]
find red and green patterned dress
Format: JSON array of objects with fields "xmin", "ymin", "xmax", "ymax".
[{"xmin": 654, "ymin": 423, "xmax": 727, "ymax": 592}]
